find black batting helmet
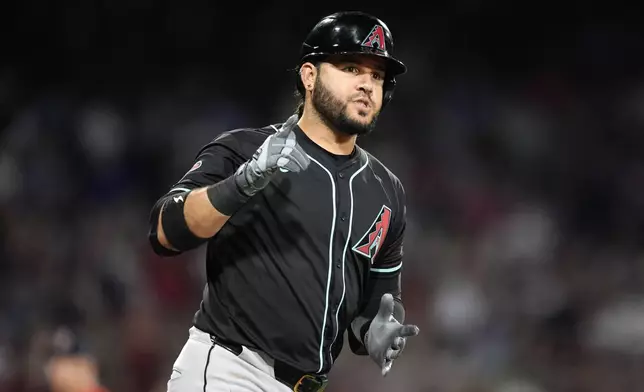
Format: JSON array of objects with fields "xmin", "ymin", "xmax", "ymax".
[{"xmin": 297, "ymin": 11, "xmax": 407, "ymax": 108}]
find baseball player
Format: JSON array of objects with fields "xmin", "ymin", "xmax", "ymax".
[{"xmin": 148, "ymin": 11, "xmax": 419, "ymax": 392}]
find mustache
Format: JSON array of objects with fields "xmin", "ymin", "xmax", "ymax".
[{"xmin": 350, "ymin": 94, "xmax": 373, "ymax": 105}]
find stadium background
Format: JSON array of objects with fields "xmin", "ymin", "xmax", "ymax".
[{"xmin": 1, "ymin": 2, "xmax": 644, "ymax": 391}]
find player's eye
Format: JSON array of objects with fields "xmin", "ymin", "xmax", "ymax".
[
  {"xmin": 344, "ymin": 66, "xmax": 359, "ymax": 74},
  {"xmin": 372, "ymin": 72, "xmax": 385, "ymax": 81}
]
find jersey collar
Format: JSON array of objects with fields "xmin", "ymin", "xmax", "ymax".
[{"xmin": 291, "ymin": 124, "xmax": 368, "ymax": 170}]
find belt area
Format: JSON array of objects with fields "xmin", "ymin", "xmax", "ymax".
[{"xmin": 209, "ymin": 334, "xmax": 328, "ymax": 392}]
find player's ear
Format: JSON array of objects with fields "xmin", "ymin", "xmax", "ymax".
[{"xmin": 299, "ymin": 62, "xmax": 317, "ymax": 92}]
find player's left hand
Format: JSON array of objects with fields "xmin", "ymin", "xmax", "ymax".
[{"xmin": 365, "ymin": 293, "xmax": 419, "ymax": 376}]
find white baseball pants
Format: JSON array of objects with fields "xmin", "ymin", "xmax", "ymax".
[{"xmin": 167, "ymin": 327, "xmax": 293, "ymax": 392}]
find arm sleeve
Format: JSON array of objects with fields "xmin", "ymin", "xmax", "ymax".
[
  {"xmin": 348, "ymin": 179, "xmax": 407, "ymax": 355},
  {"xmin": 147, "ymin": 132, "xmax": 248, "ymax": 256}
]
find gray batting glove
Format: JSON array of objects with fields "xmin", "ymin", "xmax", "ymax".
[
  {"xmin": 235, "ymin": 115, "xmax": 310, "ymax": 196},
  {"xmin": 365, "ymin": 293, "xmax": 420, "ymax": 376}
]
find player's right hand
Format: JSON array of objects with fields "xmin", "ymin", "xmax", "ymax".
[{"xmin": 235, "ymin": 114, "xmax": 310, "ymax": 196}]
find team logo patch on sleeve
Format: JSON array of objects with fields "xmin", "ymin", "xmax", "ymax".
[
  {"xmin": 188, "ymin": 160, "xmax": 202, "ymax": 173},
  {"xmin": 184, "ymin": 160, "xmax": 201, "ymax": 177},
  {"xmin": 177, "ymin": 160, "xmax": 203, "ymax": 182},
  {"xmin": 352, "ymin": 205, "xmax": 391, "ymax": 263}
]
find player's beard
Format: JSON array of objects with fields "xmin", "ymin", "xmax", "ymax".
[{"xmin": 311, "ymin": 76, "xmax": 379, "ymax": 137}]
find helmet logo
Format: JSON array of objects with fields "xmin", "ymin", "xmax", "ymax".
[{"xmin": 361, "ymin": 25, "xmax": 386, "ymax": 52}]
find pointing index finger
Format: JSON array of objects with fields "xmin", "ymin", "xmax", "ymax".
[{"xmin": 275, "ymin": 115, "xmax": 299, "ymax": 136}]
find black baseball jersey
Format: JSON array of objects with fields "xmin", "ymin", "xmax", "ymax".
[{"xmin": 148, "ymin": 122, "xmax": 407, "ymax": 374}]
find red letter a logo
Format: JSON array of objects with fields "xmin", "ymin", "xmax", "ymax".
[{"xmin": 361, "ymin": 25, "xmax": 386, "ymax": 52}]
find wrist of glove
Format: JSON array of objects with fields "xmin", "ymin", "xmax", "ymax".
[
  {"xmin": 365, "ymin": 294, "xmax": 419, "ymax": 376},
  {"xmin": 234, "ymin": 161, "xmax": 276, "ymax": 197}
]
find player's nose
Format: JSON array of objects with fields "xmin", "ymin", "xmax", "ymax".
[
  {"xmin": 357, "ymin": 74, "xmax": 375, "ymax": 93},
  {"xmin": 357, "ymin": 81, "xmax": 374, "ymax": 95}
]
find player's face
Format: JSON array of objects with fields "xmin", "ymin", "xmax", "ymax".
[{"xmin": 312, "ymin": 55, "xmax": 386, "ymax": 136}]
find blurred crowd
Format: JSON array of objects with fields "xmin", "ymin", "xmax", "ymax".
[{"xmin": 2, "ymin": 3, "xmax": 644, "ymax": 392}]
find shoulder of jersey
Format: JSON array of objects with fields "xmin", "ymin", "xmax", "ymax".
[
  {"xmin": 189, "ymin": 125, "xmax": 278, "ymax": 160},
  {"xmin": 210, "ymin": 124, "xmax": 276, "ymax": 144},
  {"xmin": 201, "ymin": 124, "xmax": 280, "ymax": 155},
  {"xmin": 362, "ymin": 149, "xmax": 404, "ymax": 191}
]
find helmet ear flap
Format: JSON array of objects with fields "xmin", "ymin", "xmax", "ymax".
[{"xmin": 382, "ymin": 76, "xmax": 396, "ymax": 109}]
